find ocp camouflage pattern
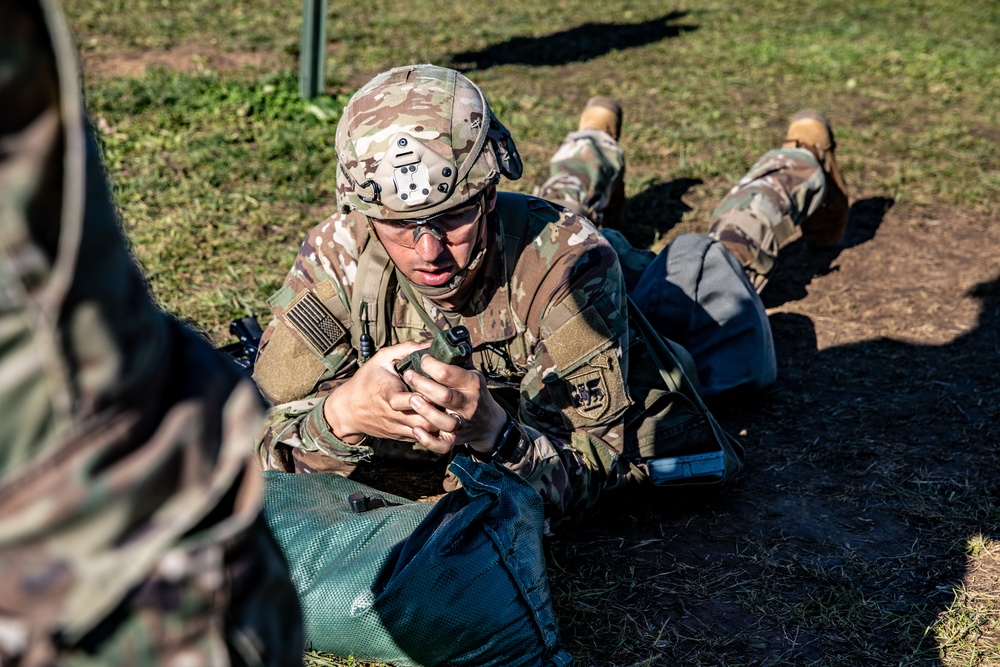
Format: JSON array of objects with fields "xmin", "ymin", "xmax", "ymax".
[
  {"xmin": 255, "ymin": 195, "xmax": 632, "ymax": 526},
  {"xmin": 0, "ymin": 1, "xmax": 301, "ymax": 663},
  {"xmin": 534, "ymin": 129, "xmax": 627, "ymax": 227},
  {"xmin": 708, "ymin": 147, "xmax": 826, "ymax": 284},
  {"xmin": 335, "ymin": 65, "xmax": 521, "ymax": 221}
]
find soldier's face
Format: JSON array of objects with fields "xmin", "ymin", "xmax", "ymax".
[{"xmin": 377, "ymin": 189, "xmax": 497, "ymax": 306}]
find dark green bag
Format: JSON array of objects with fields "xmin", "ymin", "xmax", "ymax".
[{"xmin": 262, "ymin": 454, "xmax": 572, "ymax": 667}]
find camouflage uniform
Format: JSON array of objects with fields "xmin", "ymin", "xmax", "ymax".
[
  {"xmin": 255, "ymin": 197, "xmax": 631, "ymax": 525},
  {"xmin": 0, "ymin": 1, "xmax": 302, "ymax": 664},
  {"xmin": 254, "ymin": 65, "xmax": 743, "ymax": 529},
  {"xmin": 534, "ymin": 129, "xmax": 627, "ymax": 229},
  {"xmin": 536, "ymin": 127, "xmax": 828, "ymax": 284},
  {"xmin": 534, "ymin": 127, "xmax": 832, "ymax": 397}
]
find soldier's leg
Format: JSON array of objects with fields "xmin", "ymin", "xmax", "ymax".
[
  {"xmin": 708, "ymin": 110, "xmax": 849, "ymax": 291},
  {"xmin": 533, "ymin": 97, "xmax": 626, "ymax": 227},
  {"xmin": 534, "ymin": 98, "xmax": 657, "ymax": 288}
]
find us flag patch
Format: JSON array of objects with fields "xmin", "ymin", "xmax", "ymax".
[{"xmin": 285, "ymin": 290, "xmax": 346, "ymax": 356}]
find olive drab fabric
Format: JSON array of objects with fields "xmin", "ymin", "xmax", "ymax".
[{"xmin": 0, "ymin": 1, "xmax": 302, "ymax": 664}]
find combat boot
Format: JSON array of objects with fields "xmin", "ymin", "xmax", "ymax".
[
  {"xmin": 782, "ymin": 110, "xmax": 849, "ymax": 248},
  {"xmin": 579, "ymin": 96, "xmax": 623, "ymax": 141}
]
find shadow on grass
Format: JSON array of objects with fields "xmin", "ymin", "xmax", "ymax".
[
  {"xmin": 609, "ymin": 177, "xmax": 702, "ymax": 249},
  {"xmin": 451, "ymin": 12, "xmax": 698, "ymax": 72}
]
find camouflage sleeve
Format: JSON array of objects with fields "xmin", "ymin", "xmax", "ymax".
[
  {"xmin": 504, "ymin": 210, "xmax": 633, "ymax": 528},
  {"xmin": 0, "ymin": 2, "xmax": 301, "ymax": 661},
  {"xmin": 252, "ymin": 213, "xmax": 373, "ymax": 473}
]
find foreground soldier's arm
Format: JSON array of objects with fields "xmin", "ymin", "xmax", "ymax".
[{"xmin": 0, "ymin": 1, "xmax": 302, "ymax": 660}]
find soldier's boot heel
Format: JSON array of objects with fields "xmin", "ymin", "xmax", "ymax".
[{"xmin": 782, "ymin": 110, "xmax": 849, "ymax": 249}]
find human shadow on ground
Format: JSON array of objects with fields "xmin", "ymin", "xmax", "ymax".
[
  {"xmin": 550, "ymin": 219, "xmax": 999, "ymax": 664},
  {"xmin": 612, "ymin": 177, "xmax": 703, "ymax": 249},
  {"xmin": 761, "ymin": 196, "xmax": 895, "ymax": 308},
  {"xmin": 713, "ymin": 273, "xmax": 1000, "ymax": 664},
  {"xmin": 451, "ymin": 12, "xmax": 698, "ymax": 72}
]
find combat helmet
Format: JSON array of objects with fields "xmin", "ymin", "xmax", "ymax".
[{"xmin": 335, "ymin": 64, "xmax": 523, "ymax": 221}]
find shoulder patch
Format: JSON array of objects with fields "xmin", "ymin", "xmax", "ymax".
[
  {"xmin": 253, "ymin": 323, "xmax": 328, "ymax": 404},
  {"xmin": 558, "ymin": 350, "xmax": 630, "ymax": 427},
  {"xmin": 544, "ymin": 304, "xmax": 614, "ymax": 374},
  {"xmin": 284, "ymin": 290, "xmax": 347, "ymax": 356},
  {"xmin": 568, "ymin": 369, "xmax": 609, "ymax": 420}
]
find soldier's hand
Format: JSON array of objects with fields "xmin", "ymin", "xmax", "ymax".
[
  {"xmin": 323, "ymin": 341, "xmax": 439, "ymax": 443},
  {"xmin": 401, "ymin": 355, "xmax": 508, "ymax": 456}
]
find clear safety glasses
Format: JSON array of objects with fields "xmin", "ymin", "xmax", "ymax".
[{"xmin": 370, "ymin": 193, "xmax": 485, "ymax": 248}]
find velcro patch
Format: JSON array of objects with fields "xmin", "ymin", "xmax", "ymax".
[
  {"xmin": 285, "ymin": 290, "xmax": 347, "ymax": 356},
  {"xmin": 544, "ymin": 304, "xmax": 614, "ymax": 374}
]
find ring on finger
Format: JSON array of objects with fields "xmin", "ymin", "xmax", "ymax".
[{"xmin": 445, "ymin": 409, "xmax": 465, "ymax": 434}]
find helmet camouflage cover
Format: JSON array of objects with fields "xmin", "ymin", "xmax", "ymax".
[{"xmin": 335, "ymin": 64, "xmax": 523, "ymax": 220}]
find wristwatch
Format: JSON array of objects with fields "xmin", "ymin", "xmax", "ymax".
[{"xmin": 473, "ymin": 412, "xmax": 521, "ymax": 463}]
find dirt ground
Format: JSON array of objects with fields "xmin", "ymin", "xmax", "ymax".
[
  {"xmin": 551, "ymin": 197, "xmax": 1000, "ymax": 665},
  {"xmin": 80, "ymin": 47, "xmax": 999, "ymax": 667}
]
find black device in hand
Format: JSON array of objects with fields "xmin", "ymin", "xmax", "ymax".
[{"xmin": 395, "ymin": 326, "xmax": 473, "ymax": 387}]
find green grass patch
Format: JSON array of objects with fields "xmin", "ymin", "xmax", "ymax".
[
  {"xmin": 74, "ymin": 0, "xmax": 999, "ymax": 340},
  {"xmin": 86, "ymin": 71, "xmax": 347, "ymax": 338}
]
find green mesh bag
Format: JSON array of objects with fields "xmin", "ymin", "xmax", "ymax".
[{"xmin": 262, "ymin": 454, "xmax": 572, "ymax": 667}]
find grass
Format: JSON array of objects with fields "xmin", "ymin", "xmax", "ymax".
[
  {"xmin": 62, "ymin": 0, "xmax": 1000, "ymax": 664},
  {"xmin": 86, "ymin": 71, "xmax": 347, "ymax": 336},
  {"xmin": 73, "ymin": 0, "xmax": 1000, "ymax": 339},
  {"xmin": 72, "ymin": 0, "xmax": 999, "ymax": 340}
]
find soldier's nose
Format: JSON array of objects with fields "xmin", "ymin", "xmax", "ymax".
[{"xmin": 414, "ymin": 228, "xmax": 446, "ymax": 259}]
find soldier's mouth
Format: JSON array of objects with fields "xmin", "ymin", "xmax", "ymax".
[{"xmin": 413, "ymin": 266, "xmax": 455, "ymax": 286}]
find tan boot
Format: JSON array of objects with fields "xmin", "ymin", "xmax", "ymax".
[
  {"xmin": 579, "ymin": 96, "xmax": 623, "ymax": 141},
  {"xmin": 782, "ymin": 110, "xmax": 849, "ymax": 248}
]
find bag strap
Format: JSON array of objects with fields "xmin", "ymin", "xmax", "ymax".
[
  {"xmin": 626, "ymin": 295, "xmax": 746, "ymax": 483},
  {"xmin": 494, "ymin": 191, "xmax": 531, "ymax": 281},
  {"xmin": 350, "ymin": 236, "xmax": 396, "ymax": 350},
  {"xmin": 347, "ymin": 193, "xmax": 540, "ymax": 360},
  {"xmin": 396, "ymin": 269, "xmax": 443, "ymax": 333}
]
